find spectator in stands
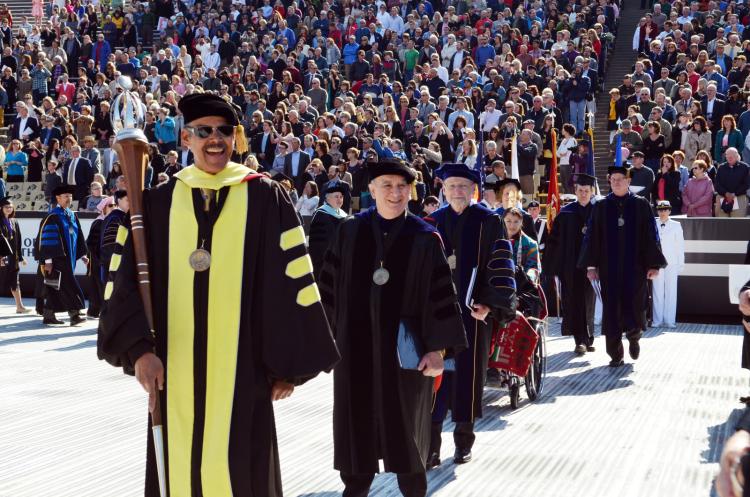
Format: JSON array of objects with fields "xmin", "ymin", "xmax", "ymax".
[
  {"xmin": 10, "ymin": 101, "xmax": 40, "ymax": 143},
  {"xmin": 653, "ymin": 154, "xmax": 683, "ymax": 213},
  {"xmin": 714, "ymin": 147, "xmax": 750, "ymax": 217},
  {"xmin": 610, "ymin": 119, "xmax": 643, "ymax": 156},
  {"xmin": 607, "ymin": 88, "xmax": 629, "ymax": 144},
  {"xmin": 4, "ymin": 139, "xmax": 27, "ymax": 182},
  {"xmin": 557, "ymin": 123, "xmax": 578, "ymax": 194},
  {"xmin": 44, "ymin": 159, "xmax": 61, "ymax": 204},
  {"xmin": 155, "ymin": 107, "xmax": 177, "ymax": 154},
  {"xmin": 82, "ymin": 182, "xmax": 105, "ymax": 212},
  {"xmin": 684, "ymin": 116, "xmax": 712, "ymax": 169},
  {"xmin": 703, "ymin": 84, "xmax": 727, "ymax": 132},
  {"xmin": 714, "ymin": 115, "xmax": 745, "ymax": 163},
  {"xmin": 629, "ymin": 151, "xmax": 655, "ymax": 203},
  {"xmin": 62, "ymin": 144, "xmax": 94, "ymax": 201},
  {"xmin": 682, "ymin": 160, "xmax": 715, "ymax": 217},
  {"xmin": 642, "ymin": 121, "xmax": 666, "ymax": 173}
]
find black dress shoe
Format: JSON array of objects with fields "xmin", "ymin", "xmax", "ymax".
[
  {"xmin": 608, "ymin": 359, "xmax": 624, "ymax": 367},
  {"xmin": 628, "ymin": 338, "xmax": 640, "ymax": 360},
  {"xmin": 574, "ymin": 345, "xmax": 586, "ymax": 356},
  {"xmin": 454, "ymin": 448, "xmax": 472, "ymax": 464},
  {"xmin": 426, "ymin": 452, "xmax": 441, "ymax": 470},
  {"xmin": 43, "ymin": 316, "xmax": 64, "ymax": 325},
  {"xmin": 586, "ymin": 345, "xmax": 596, "ymax": 352},
  {"xmin": 70, "ymin": 314, "xmax": 87, "ymax": 326}
]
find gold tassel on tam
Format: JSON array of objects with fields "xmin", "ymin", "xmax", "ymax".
[{"xmin": 234, "ymin": 124, "xmax": 249, "ymax": 154}]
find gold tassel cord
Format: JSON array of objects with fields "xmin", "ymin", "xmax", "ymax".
[{"xmin": 234, "ymin": 124, "xmax": 249, "ymax": 154}]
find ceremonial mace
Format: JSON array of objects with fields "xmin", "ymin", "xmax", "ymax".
[{"xmin": 111, "ymin": 76, "xmax": 167, "ymax": 497}]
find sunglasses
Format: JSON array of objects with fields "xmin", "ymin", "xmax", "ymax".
[{"xmin": 186, "ymin": 125, "xmax": 235, "ymax": 138}]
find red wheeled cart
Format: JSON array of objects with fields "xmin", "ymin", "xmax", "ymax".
[{"xmin": 487, "ymin": 285, "xmax": 548, "ymax": 409}]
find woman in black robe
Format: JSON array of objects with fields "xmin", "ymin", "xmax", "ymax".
[
  {"xmin": 308, "ymin": 183, "xmax": 348, "ymax": 277},
  {"xmin": 0, "ymin": 197, "xmax": 30, "ymax": 312}
]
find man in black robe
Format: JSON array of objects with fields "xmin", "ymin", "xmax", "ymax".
[
  {"xmin": 426, "ymin": 163, "xmax": 517, "ymax": 467},
  {"xmin": 545, "ymin": 173, "xmax": 597, "ymax": 355},
  {"xmin": 579, "ymin": 165, "xmax": 667, "ymax": 367},
  {"xmin": 98, "ymin": 93, "xmax": 339, "ymax": 497},
  {"xmin": 38, "ymin": 185, "xmax": 88, "ymax": 326},
  {"xmin": 318, "ymin": 158, "xmax": 467, "ymax": 497}
]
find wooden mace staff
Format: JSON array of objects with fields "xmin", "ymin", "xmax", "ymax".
[{"xmin": 110, "ymin": 77, "xmax": 167, "ymax": 497}]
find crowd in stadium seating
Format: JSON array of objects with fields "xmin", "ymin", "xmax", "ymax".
[{"xmin": 0, "ymin": 0, "xmax": 746, "ymax": 218}]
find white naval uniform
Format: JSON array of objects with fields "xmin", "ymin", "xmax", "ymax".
[{"xmin": 652, "ymin": 218, "xmax": 685, "ymax": 327}]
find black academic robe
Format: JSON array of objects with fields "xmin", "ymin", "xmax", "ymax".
[
  {"xmin": 545, "ymin": 202, "xmax": 595, "ymax": 343},
  {"xmin": 98, "ymin": 172, "xmax": 339, "ymax": 497},
  {"xmin": 37, "ymin": 207, "xmax": 87, "ymax": 312},
  {"xmin": 427, "ymin": 203, "xmax": 517, "ymax": 424},
  {"xmin": 86, "ymin": 218, "xmax": 104, "ymax": 316},
  {"xmin": 308, "ymin": 207, "xmax": 345, "ymax": 278},
  {"xmin": 99, "ymin": 209, "xmax": 128, "ymax": 282},
  {"xmin": 0, "ymin": 217, "xmax": 22, "ymax": 293},
  {"xmin": 318, "ymin": 208, "xmax": 467, "ymax": 475},
  {"xmin": 578, "ymin": 192, "xmax": 667, "ymax": 337}
]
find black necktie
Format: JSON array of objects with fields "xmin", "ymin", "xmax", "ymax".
[{"xmin": 661, "ymin": 223, "xmax": 665, "ymax": 228}]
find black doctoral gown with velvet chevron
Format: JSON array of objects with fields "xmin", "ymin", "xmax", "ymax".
[
  {"xmin": 578, "ymin": 192, "xmax": 667, "ymax": 337},
  {"xmin": 545, "ymin": 201, "xmax": 596, "ymax": 341},
  {"xmin": 98, "ymin": 166, "xmax": 339, "ymax": 497},
  {"xmin": 318, "ymin": 208, "xmax": 468, "ymax": 475}
]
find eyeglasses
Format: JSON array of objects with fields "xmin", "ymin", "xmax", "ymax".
[{"xmin": 185, "ymin": 125, "xmax": 235, "ymax": 138}]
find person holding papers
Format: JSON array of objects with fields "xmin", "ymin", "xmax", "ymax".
[
  {"xmin": 425, "ymin": 163, "xmax": 517, "ymax": 468},
  {"xmin": 318, "ymin": 159, "xmax": 466, "ymax": 497}
]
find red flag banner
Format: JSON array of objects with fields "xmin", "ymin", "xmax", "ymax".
[{"xmin": 547, "ymin": 129, "xmax": 560, "ymax": 228}]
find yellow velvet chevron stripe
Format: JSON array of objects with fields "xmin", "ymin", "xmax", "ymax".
[
  {"xmin": 297, "ymin": 283, "xmax": 321, "ymax": 307},
  {"xmin": 115, "ymin": 224, "xmax": 128, "ymax": 245},
  {"xmin": 286, "ymin": 254, "xmax": 313, "ymax": 279},
  {"xmin": 280, "ymin": 225, "xmax": 305, "ymax": 251},
  {"xmin": 109, "ymin": 253, "xmax": 121, "ymax": 272},
  {"xmin": 103, "ymin": 227, "xmax": 129, "ymax": 302},
  {"xmin": 103, "ymin": 281, "xmax": 113, "ymax": 300}
]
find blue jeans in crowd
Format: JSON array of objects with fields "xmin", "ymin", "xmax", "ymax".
[{"xmin": 569, "ymin": 100, "xmax": 586, "ymax": 135}]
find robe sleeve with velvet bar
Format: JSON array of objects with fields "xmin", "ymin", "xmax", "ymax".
[{"xmin": 98, "ymin": 164, "xmax": 339, "ymax": 497}]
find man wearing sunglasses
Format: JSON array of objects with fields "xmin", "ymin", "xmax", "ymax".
[{"xmin": 99, "ymin": 92, "xmax": 339, "ymax": 497}]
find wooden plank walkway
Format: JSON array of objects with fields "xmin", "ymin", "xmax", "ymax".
[{"xmin": 0, "ymin": 300, "xmax": 745, "ymax": 497}]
